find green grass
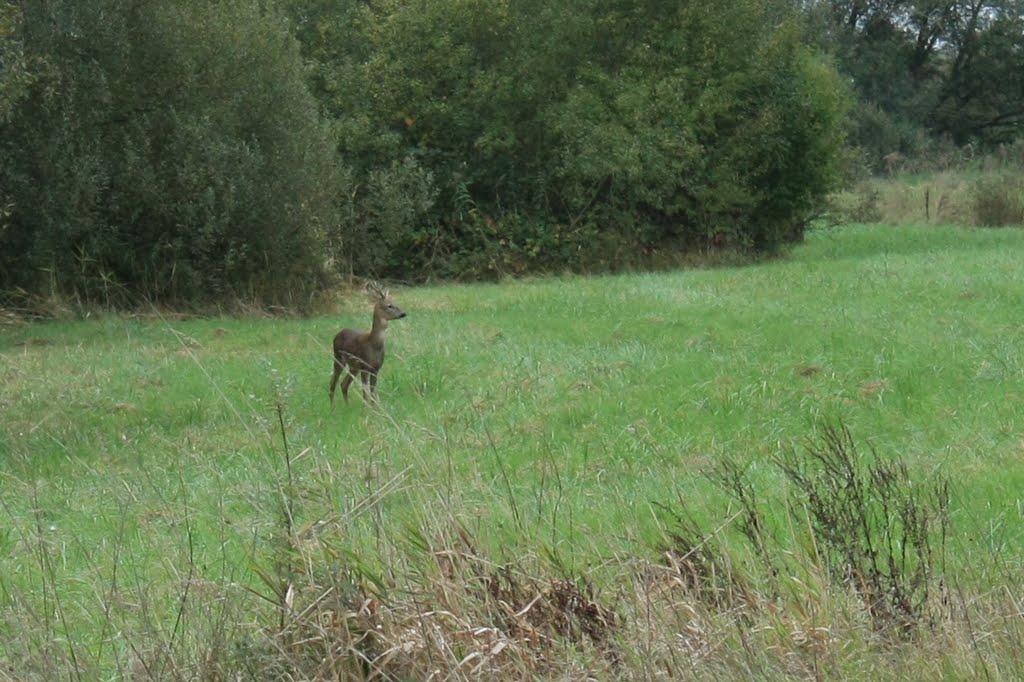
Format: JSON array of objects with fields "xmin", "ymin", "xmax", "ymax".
[{"xmin": 2, "ymin": 223, "xmax": 1024, "ymax": 678}]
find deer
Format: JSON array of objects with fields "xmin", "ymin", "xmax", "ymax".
[{"xmin": 329, "ymin": 282, "xmax": 407, "ymax": 406}]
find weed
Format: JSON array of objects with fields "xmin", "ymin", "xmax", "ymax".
[
  {"xmin": 775, "ymin": 423, "xmax": 950, "ymax": 637},
  {"xmin": 972, "ymin": 173, "xmax": 1024, "ymax": 227}
]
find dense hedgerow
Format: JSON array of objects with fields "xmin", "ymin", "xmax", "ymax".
[
  {"xmin": 2, "ymin": 0, "xmax": 849, "ymax": 306},
  {"xmin": 298, "ymin": 0, "xmax": 850, "ymax": 280},
  {"xmin": 0, "ymin": 1, "xmax": 340, "ymax": 308}
]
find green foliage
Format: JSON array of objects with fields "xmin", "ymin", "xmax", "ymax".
[
  {"xmin": 0, "ymin": 3, "xmax": 33, "ymax": 125},
  {"xmin": 807, "ymin": 0, "xmax": 1024, "ymax": 164},
  {"xmin": 338, "ymin": 157, "xmax": 437, "ymax": 277},
  {"xmin": 0, "ymin": 0, "xmax": 878, "ymax": 302},
  {"xmin": 0, "ymin": 3, "xmax": 32, "ymax": 260},
  {"xmin": 0, "ymin": 0, "xmax": 339, "ymax": 308},
  {"xmin": 935, "ymin": 8, "xmax": 1024, "ymax": 146},
  {"xmin": 291, "ymin": 0, "xmax": 850, "ymax": 279}
]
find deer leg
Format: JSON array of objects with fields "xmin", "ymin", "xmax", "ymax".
[
  {"xmin": 340, "ymin": 373, "xmax": 353, "ymax": 403},
  {"xmin": 367, "ymin": 371, "xmax": 380, "ymax": 401},
  {"xmin": 329, "ymin": 359, "xmax": 344, "ymax": 406},
  {"xmin": 360, "ymin": 372, "xmax": 376, "ymax": 403}
]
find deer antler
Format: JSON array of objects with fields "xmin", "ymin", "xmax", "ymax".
[{"xmin": 365, "ymin": 280, "xmax": 389, "ymax": 302}]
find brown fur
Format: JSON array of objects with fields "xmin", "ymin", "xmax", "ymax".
[{"xmin": 329, "ymin": 285, "xmax": 406, "ymax": 405}]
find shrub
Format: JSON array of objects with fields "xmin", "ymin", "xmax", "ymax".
[
  {"xmin": 295, "ymin": 0, "xmax": 850, "ymax": 279},
  {"xmin": 828, "ymin": 184, "xmax": 883, "ymax": 224},
  {"xmin": 972, "ymin": 173, "xmax": 1024, "ymax": 227},
  {"xmin": 0, "ymin": 0, "xmax": 340, "ymax": 309},
  {"xmin": 774, "ymin": 424, "xmax": 949, "ymax": 635},
  {"xmin": 713, "ymin": 422, "xmax": 951, "ymax": 637},
  {"xmin": 338, "ymin": 157, "xmax": 437, "ymax": 278}
]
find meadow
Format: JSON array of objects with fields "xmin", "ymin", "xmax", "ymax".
[{"xmin": 2, "ymin": 223, "xmax": 1024, "ymax": 679}]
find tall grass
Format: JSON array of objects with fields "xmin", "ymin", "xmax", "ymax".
[
  {"xmin": 831, "ymin": 167, "xmax": 1024, "ymax": 227},
  {"xmin": 2, "ymin": 224, "xmax": 1024, "ymax": 678}
]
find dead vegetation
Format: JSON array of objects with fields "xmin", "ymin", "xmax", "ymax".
[
  {"xmin": 170, "ymin": 423, "xmax": 1011, "ymax": 681},
  {"xmin": 2, "ymin": 421, "xmax": 1023, "ymax": 681},
  {"xmin": 830, "ymin": 168, "xmax": 1024, "ymax": 228}
]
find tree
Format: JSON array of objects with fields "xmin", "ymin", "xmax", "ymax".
[
  {"xmin": 287, "ymin": 0, "xmax": 850, "ymax": 278},
  {"xmin": 0, "ymin": 2, "xmax": 35, "ymax": 263},
  {"xmin": 0, "ymin": 0, "xmax": 341, "ymax": 307},
  {"xmin": 935, "ymin": 3, "xmax": 1024, "ymax": 144},
  {"xmin": 804, "ymin": 0, "xmax": 1024, "ymax": 162}
]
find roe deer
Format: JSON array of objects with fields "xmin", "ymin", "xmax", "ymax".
[{"xmin": 329, "ymin": 282, "xmax": 406, "ymax": 406}]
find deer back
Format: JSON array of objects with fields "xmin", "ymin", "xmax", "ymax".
[{"xmin": 334, "ymin": 326, "xmax": 384, "ymax": 372}]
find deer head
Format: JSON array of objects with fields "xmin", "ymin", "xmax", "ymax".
[{"xmin": 367, "ymin": 281, "xmax": 407, "ymax": 322}]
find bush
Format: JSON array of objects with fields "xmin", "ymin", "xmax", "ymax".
[
  {"xmin": 828, "ymin": 184, "xmax": 883, "ymax": 224},
  {"xmin": 973, "ymin": 173, "xmax": 1024, "ymax": 227},
  {"xmin": 295, "ymin": 0, "xmax": 850, "ymax": 279},
  {"xmin": 337, "ymin": 157, "xmax": 437, "ymax": 278},
  {"xmin": 713, "ymin": 422, "xmax": 950, "ymax": 636},
  {"xmin": 0, "ymin": 1, "xmax": 340, "ymax": 309},
  {"xmin": 774, "ymin": 424, "xmax": 949, "ymax": 634},
  {"xmin": 2, "ymin": 0, "xmax": 854, "ymax": 305}
]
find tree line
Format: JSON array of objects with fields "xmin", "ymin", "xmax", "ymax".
[
  {"xmin": 806, "ymin": 0, "xmax": 1024, "ymax": 165},
  {"xmin": 1, "ymin": 0, "xmax": 1020, "ymax": 308}
]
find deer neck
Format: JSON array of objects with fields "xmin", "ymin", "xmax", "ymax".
[{"xmin": 368, "ymin": 311, "xmax": 389, "ymax": 345}]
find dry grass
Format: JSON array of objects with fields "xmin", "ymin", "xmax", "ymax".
[
  {"xmin": 831, "ymin": 168, "xmax": 1024, "ymax": 228},
  {"xmin": 129, "ymin": 421, "xmax": 1020, "ymax": 681},
  {"xmin": 188, "ymin": 493, "xmax": 1024, "ymax": 681}
]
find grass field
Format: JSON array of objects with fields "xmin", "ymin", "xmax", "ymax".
[{"xmin": 2, "ymin": 223, "xmax": 1024, "ymax": 679}]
